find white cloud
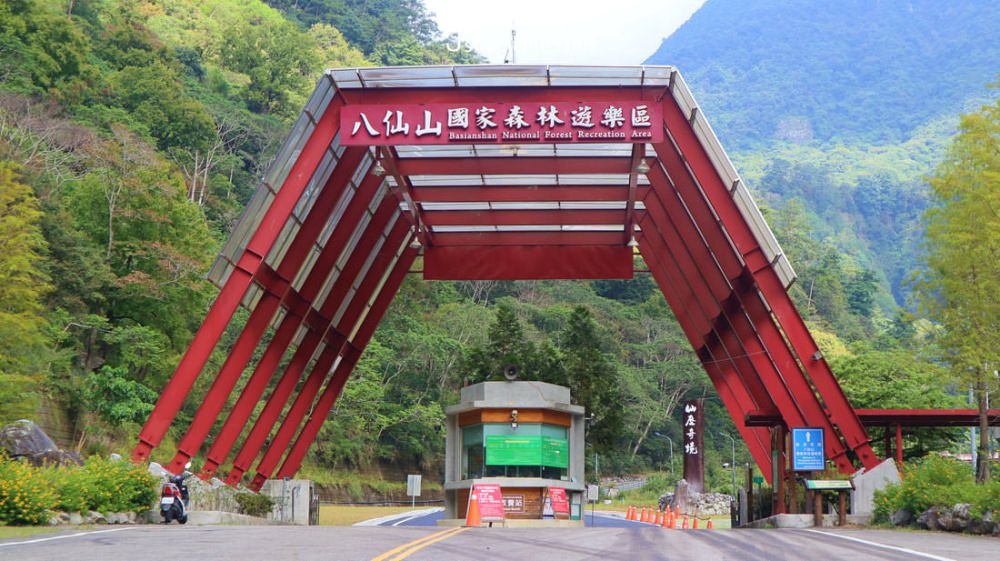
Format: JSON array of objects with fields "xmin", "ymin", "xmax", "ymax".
[{"xmin": 424, "ymin": 0, "xmax": 706, "ymax": 65}]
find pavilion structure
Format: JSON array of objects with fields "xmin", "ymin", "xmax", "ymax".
[{"xmin": 130, "ymin": 65, "xmax": 890, "ymax": 492}]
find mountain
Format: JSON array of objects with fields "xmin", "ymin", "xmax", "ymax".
[
  {"xmin": 646, "ymin": 0, "xmax": 999, "ymax": 149},
  {"xmin": 646, "ymin": 0, "xmax": 1000, "ymax": 306}
]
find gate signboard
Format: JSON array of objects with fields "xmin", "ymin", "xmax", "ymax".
[
  {"xmin": 792, "ymin": 427, "xmax": 825, "ymax": 472},
  {"xmin": 341, "ymin": 102, "xmax": 662, "ymax": 145},
  {"xmin": 547, "ymin": 487, "xmax": 570, "ymax": 515},
  {"xmin": 472, "ymin": 484, "xmax": 505, "ymax": 522}
]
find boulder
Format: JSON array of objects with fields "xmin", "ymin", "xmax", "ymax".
[
  {"xmin": 658, "ymin": 480, "xmax": 732, "ymax": 516},
  {"xmin": 951, "ymin": 503, "xmax": 971, "ymax": 530},
  {"xmin": 916, "ymin": 506, "xmax": 941, "ymax": 530},
  {"xmin": 87, "ymin": 511, "xmax": 107, "ymax": 525},
  {"xmin": 968, "ymin": 511, "xmax": 996, "ymax": 535},
  {"xmin": 936, "ymin": 507, "xmax": 960, "ymax": 532},
  {"xmin": 67, "ymin": 512, "xmax": 84, "ymax": 525},
  {"xmin": 0, "ymin": 420, "xmax": 81, "ymax": 467},
  {"xmin": 889, "ymin": 508, "xmax": 913, "ymax": 526}
]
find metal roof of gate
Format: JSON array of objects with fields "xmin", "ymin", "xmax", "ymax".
[{"xmin": 207, "ymin": 65, "xmax": 795, "ymax": 313}]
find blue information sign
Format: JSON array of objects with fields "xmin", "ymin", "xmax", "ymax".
[{"xmin": 792, "ymin": 427, "xmax": 825, "ymax": 471}]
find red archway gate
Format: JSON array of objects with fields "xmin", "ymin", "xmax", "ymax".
[{"xmin": 131, "ymin": 65, "xmax": 881, "ymax": 490}]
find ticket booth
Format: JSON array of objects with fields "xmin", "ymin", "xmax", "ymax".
[{"xmin": 442, "ymin": 381, "xmax": 586, "ymax": 526}]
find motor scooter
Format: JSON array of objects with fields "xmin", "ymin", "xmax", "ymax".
[{"xmin": 160, "ymin": 461, "xmax": 192, "ymax": 524}]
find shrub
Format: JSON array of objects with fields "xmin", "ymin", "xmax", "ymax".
[
  {"xmin": 234, "ymin": 492, "xmax": 275, "ymax": 518},
  {"xmin": 0, "ymin": 454, "xmax": 57, "ymax": 525},
  {"xmin": 873, "ymin": 455, "xmax": 1000, "ymax": 523},
  {"xmin": 42, "ymin": 456, "xmax": 158, "ymax": 514}
]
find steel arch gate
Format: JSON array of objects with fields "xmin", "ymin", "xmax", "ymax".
[{"xmin": 131, "ymin": 65, "xmax": 881, "ymax": 490}]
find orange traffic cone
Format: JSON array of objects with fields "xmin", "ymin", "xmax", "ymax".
[
  {"xmin": 465, "ymin": 492, "xmax": 481, "ymax": 527},
  {"xmin": 669, "ymin": 512, "xmax": 676, "ymax": 529},
  {"xmin": 682, "ymin": 516, "xmax": 689, "ymax": 529},
  {"xmin": 706, "ymin": 519, "xmax": 714, "ymax": 529},
  {"xmin": 655, "ymin": 510, "xmax": 663, "ymax": 525},
  {"xmin": 692, "ymin": 517, "xmax": 699, "ymax": 529},
  {"xmin": 661, "ymin": 511, "xmax": 670, "ymax": 528},
  {"xmin": 641, "ymin": 508, "xmax": 649, "ymax": 523},
  {"xmin": 675, "ymin": 506, "xmax": 681, "ymax": 519},
  {"xmin": 625, "ymin": 505, "xmax": 633, "ymax": 521}
]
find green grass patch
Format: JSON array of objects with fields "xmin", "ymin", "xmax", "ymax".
[{"xmin": 318, "ymin": 505, "xmax": 417, "ymax": 526}]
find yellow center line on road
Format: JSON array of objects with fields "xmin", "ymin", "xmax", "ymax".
[{"xmin": 367, "ymin": 527, "xmax": 469, "ymax": 561}]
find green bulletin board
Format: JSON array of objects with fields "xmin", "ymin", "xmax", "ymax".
[{"xmin": 485, "ymin": 435, "xmax": 568, "ymax": 468}]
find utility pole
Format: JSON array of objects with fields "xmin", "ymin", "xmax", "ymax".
[
  {"xmin": 720, "ymin": 432, "xmax": 737, "ymax": 497},
  {"xmin": 654, "ymin": 432, "xmax": 674, "ymax": 476}
]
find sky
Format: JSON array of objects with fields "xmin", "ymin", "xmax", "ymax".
[{"xmin": 423, "ymin": 0, "xmax": 706, "ymax": 66}]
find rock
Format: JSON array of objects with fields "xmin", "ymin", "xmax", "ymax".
[
  {"xmin": 916, "ymin": 506, "xmax": 941, "ymax": 530},
  {"xmin": 124, "ymin": 512, "xmax": 137, "ymax": 524},
  {"xmin": 88, "ymin": 511, "xmax": 107, "ymax": 525},
  {"xmin": 951, "ymin": 503, "xmax": 971, "ymax": 531},
  {"xmin": 68, "ymin": 512, "xmax": 84, "ymax": 525},
  {"xmin": 968, "ymin": 510, "xmax": 995, "ymax": 535},
  {"xmin": 889, "ymin": 508, "xmax": 913, "ymax": 526},
  {"xmin": 106, "ymin": 512, "xmax": 125, "ymax": 525},
  {"xmin": 937, "ymin": 507, "xmax": 961, "ymax": 532},
  {"xmin": 0, "ymin": 420, "xmax": 82, "ymax": 467},
  {"xmin": 47, "ymin": 515, "xmax": 62, "ymax": 526},
  {"xmin": 657, "ymin": 481, "xmax": 732, "ymax": 517}
]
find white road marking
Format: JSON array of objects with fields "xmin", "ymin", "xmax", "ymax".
[
  {"xmin": 353, "ymin": 507, "xmax": 444, "ymax": 527},
  {"xmin": 0, "ymin": 527, "xmax": 136, "ymax": 548},
  {"xmin": 804, "ymin": 529, "xmax": 958, "ymax": 561}
]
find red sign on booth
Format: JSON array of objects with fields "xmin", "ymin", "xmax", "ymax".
[
  {"xmin": 341, "ymin": 102, "xmax": 661, "ymax": 145},
  {"xmin": 547, "ymin": 487, "xmax": 570, "ymax": 514},
  {"xmin": 472, "ymin": 484, "xmax": 505, "ymax": 522}
]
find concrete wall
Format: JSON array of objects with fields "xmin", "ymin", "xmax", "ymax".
[{"xmin": 259, "ymin": 479, "xmax": 317, "ymax": 525}]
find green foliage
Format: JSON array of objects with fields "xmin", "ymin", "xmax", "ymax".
[
  {"xmin": 646, "ymin": 0, "xmax": 999, "ymax": 148},
  {"xmin": 915, "ymin": 92, "xmax": 1000, "ymax": 482},
  {"xmin": 84, "ymin": 366, "xmax": 158, "ymax": 425},
  {"xmin": 873, "ymin": 455, "xmax": 1000, "ymax": 522},
  {"xmin": 42, "ymin": 456, "xmax": 158, "ymax": 515},
  {"xmin": 233, "ymin": 491, "xmax": 275, "ymax": 517},
  {"xmin": 0, "ymin": 454, "xmax": 56, "ymax": 525}
]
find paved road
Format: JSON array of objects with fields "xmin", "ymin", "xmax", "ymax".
[
  {"xmin": 379, "ymin": 508, "xmax": 650, "ymax": 528},
  {"xmin": 2, "ymin": 525, "xmax": 997, "ymax": 561}
]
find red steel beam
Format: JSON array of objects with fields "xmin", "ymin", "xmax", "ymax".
[
  {"xmin": 423, "ymin": 245, "xmax": 632, "ymax": 280},
  {"xmin": 658, "ymin": 94, "xmax": 879, "ymax": 470},
  {"xmin": 222, "ymin": 200, "xmax": 400, "ymax": 484},
  {"xmin": 270, "ymin": 245, "xmax": 421, "ymax": 484},
  {"xmin": 421, "ymin": 208, "xmax": 631, "ymax": 227},
  {"xmin": 246, "ymin": 223, "xmax": 411, "ymax": 488},
  {"xmin": 644, "ymin": 163, "xmax": 856, "ymax": 471},
  {"xmin": 648, "ymin": 145, "xmax": 853, "ymax": 473},
  {"xmin": 166, "ymin": 148, "xmax": 368, "ymax": 473},
  {"xmin": 428, "ymin": 231, "xmax": 625, "ymax": 246},
  {"xmin": 198, "ymin": 167, "xmax": 387, "ymax": 479},
  {"xmin": 380, "ymin": 146, "xmax": 430, "ymax": 245},
  {"xmin": 411, "ymin": 185, "xmax": 649, "ymax": 203},
  {"xmin": 623, "ymin": 143, "xmax": 644, "ymax": 243},
  {"xmin": 395, "ymin": 156, "xmax": 641, "ymax": 176},
  {"xmin": 637, "ymin": 211, "xmax": 777, "ymax": 416},
  {"xmin": 638, "ymin": 230, "xmax": 774, "ymax": 478},
  {"xmin": 132, "ymin": 98, "xmax": 344, "ymax": 465}
]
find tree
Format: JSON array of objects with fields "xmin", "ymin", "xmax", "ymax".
[
  {"xmin": 559, "ymin": 306, "xmax": 622, "ymax": 452},
  {"xmin": 462, "ymin": 302, "xmax": 536, "ymax": 382},
  {"xmin": 916, "ymin": 91, "xmax": 1000, "ymax": 483},
  {"xmin": 0, "ymin": 161, "xmax": 49, "ymax": 423}
]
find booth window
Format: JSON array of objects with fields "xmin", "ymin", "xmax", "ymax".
[{"xmin": 461, "ymin": 423, "xmax": 569, "ymax": 480}]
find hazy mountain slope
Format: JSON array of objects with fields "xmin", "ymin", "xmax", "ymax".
[{"xmin": 646, "ymin": 0, "xmax": 999, "ymax": 149}]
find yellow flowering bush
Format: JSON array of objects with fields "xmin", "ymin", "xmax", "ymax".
[
  {"xmin": 0, "ymin": 454, "xmax": 57, "ymax": 525},
  {"xmin": 0, "ymin": 454, "xmax": 158, "ymax": 524},
  {"xmin": 873, "ymin": 455, "xmax": 1000, "ymax": 523},
  {"xmin": 44, "ymin": 456, "xmax": 158, "ymax": 514}
]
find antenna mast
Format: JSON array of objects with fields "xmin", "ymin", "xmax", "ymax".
[{"xmin": 504, "ymin": 23, "xmax": 516, "ymax": 64}]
